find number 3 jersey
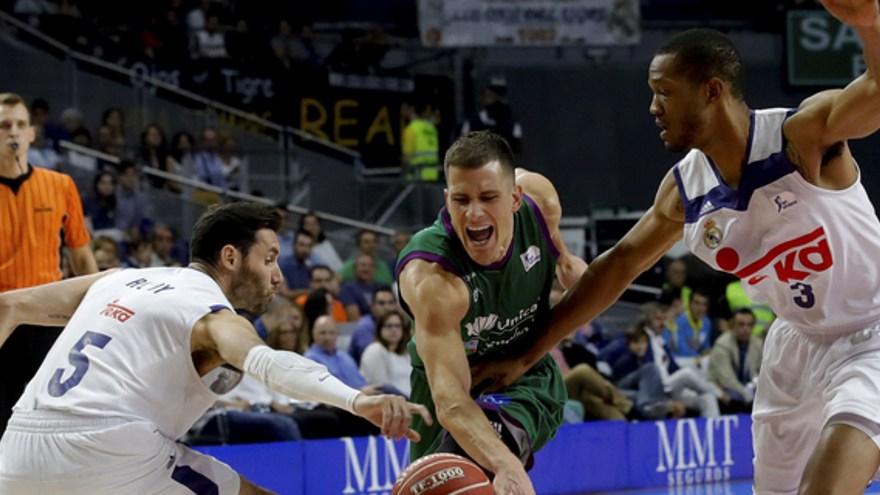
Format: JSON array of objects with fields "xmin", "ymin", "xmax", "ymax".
[
  {"xmin": 14, "ymin": 267, "xmax": 240, "ymax": 440},
  {"xmin": 675, "ymin": 108, "xmax": 880, "ymax": 336}
]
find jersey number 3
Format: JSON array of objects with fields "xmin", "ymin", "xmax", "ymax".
[{"xmin": 47, "ymin": 331, "xmax": 113, "ymax": 397}]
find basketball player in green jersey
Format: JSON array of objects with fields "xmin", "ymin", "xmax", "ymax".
[{"xmin": 396, "ymin": 131, "xmax": 586, "ymax": 495}]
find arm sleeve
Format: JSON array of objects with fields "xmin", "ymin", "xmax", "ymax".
[
  {"xmin": 62, "ymin": 175, "xmax": 91, "ymax": 249},
  {"xmin": 243, "ymin": 345, "xmax": 362, "ymax": 413}
]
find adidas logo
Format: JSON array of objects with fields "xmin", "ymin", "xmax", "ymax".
[{"xmin": 700, "ymin": 200, "xmax": 716, "ymax": 215}]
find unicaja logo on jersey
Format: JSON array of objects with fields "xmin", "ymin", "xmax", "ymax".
[
  {"xmin": 520, "ymin": 245, "xmax": 541, "ymax": 272},
  {"xmin": 99, "ymin": 299, "xmax": 135, "ymax": 323},
  {"xmin": 466, "ymin": 314, "xmax": 499, "ymax": 337}
]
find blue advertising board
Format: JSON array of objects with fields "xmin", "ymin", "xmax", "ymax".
[{"xmin": 197, "ymin": 414, "xmax": 755, "ymax": 495}]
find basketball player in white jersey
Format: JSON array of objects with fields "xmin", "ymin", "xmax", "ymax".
[
  {"xmin": 0, "ymin": 202, "xmax": 431, "ymax": 494},
  {"xmin": 472, "ymin": 1, "xmax": 880, "ymax": 493}
]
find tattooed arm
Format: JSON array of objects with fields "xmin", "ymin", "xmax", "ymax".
[{"xmin": 0, "ymin": 270, "xmax": 118, "ymax": 348}]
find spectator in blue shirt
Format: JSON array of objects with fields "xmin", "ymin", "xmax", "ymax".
[
  {"xmin": 194, "ymin": 128, "xmax": 226, "ymax": 188},
  {"xmin": 348, "ymin": 288, "xmax": 398, "ymax": 365},
  {"xmin": 339, "ymin": 254, "xmax": 390, "ymax": 321},
  {"xmin": 278, "ymin": 229, "xmax": 324, "ymax": 301},
  {"xmin": 672, "ymin": 287, "xmax": 712, "ymax": 357},
  {"xmin": 304, "ymin": 315, "xmax": 379, "ymax": 393}
]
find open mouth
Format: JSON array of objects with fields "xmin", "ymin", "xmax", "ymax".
[
  {"xmin": 466, "ymin": 226, "xmax": 494, "ymax": 245},
  {"xmin": 656, "ymin": 120, "xmax": 668, "ymax": 138}
]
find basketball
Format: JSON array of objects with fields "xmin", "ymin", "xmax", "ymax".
[{"xmin": 392, "ymin": 453, "xmax": 493, "ymax": 495}]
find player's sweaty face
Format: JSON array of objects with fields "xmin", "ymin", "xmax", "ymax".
[
  {"xmin": 648, "ymin": 54, "xmax": 706, "ymax": 153},
  {"xmin": 231, "ymin": 229, "xmax": 283, "ymax": 315},
  {"xmin": 445, "ymin": 161, "xmax": 519, "ymax": 266}
]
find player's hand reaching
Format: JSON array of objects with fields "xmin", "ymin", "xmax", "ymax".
[
  {"xmin": 470, "ymin": 356, "xmax": 532, "ymax": 395},
  {"xmin": 352, "ymin": 394, "xmax": 433, "ymax": 442},
  {"xmin": 820, "ymin": 0, "xmax": 879, "ymax": 27},
  {"xmin": 492, "ymin": 462, "xmax": 535, "ymax": 495}
]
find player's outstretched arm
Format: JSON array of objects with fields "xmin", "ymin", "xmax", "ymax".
[
  {"xmin": 473, "ymin": 171, "xmax": 684, "ymax": 391},
  {"xmin": 399, "ymin": 259, "xmax": 534, "ymax": 495},
  {"xmin": 0, "ymin": 270, "xmax": 118, "ymax": 348},
  {"xmin": 515, "ymin": 168, "xmax": 588, "ymax": 288},
  {"xmin": 200, "ymin": 310, "xmax": 430, "ymax": 441},
  {"xmin": 785, "ymin": 1, "xmax": 880, "ymax": 182}
]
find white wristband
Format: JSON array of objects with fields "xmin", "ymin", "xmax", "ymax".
[{"xmin": 243, "ymin": 345, "xmax": 362, "ymax": 413}]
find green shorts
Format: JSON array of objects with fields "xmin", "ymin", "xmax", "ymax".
[{"xmin": 409, "ymin": 353, "xmax": 567, "ymax": 464}]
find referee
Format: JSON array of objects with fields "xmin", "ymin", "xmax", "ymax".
[{"xmin": 0, "ymin": 93, "xmax": 97, "ymax": 433}]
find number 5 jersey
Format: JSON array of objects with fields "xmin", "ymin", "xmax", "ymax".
[
  {"xmin": 14, "ymin": 267, "xmax": 241, "ymax": 440},
  {"xmin": 675, "ymin": 108, "xmax": 880, "ymax": 336}
]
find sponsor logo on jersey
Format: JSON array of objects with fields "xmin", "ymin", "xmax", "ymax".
[
  {"xmin": 774, "ymin": 192, "xmax": 798, "ymax": 212},
  {"xmin": 464, "ymin": 339, "xmax": 479, "ymax": 354},
  {"xmin": 99, "ymin": 299, "xmax": 135, "ymax": 323},
  {"xmin": 702, "ymin": 219, "xmax": 723, "ymax": 250},
  {"xmin": 520, "ymin": 245, "xmax": 541, "ymax": 272},
  {"xmin": 464, "ymin": 303, "xmax": 540, "ymax": 338},
  {"xmin": 477, "ymin": 394, "xmax": 512, "ymax": 406},
  {"xmin": 716, "ymin": 226, "xmax": 834, "ymax": 284},
  {"xmin": 699, "ymin": 200, "xmax": 717, "ymax": 217}
]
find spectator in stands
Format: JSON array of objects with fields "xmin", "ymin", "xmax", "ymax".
[
  {"xmin": 151, "ymin": 223, "xmax": 181, "ymax": 267},
  {"xmin": 66, "ymin": 127, "xmax": 97, "ymax": 172},
  {"xmin": 194, "ymin": 128, "xmax": 226, "ymax": 187},
  {"xmin": 401, "ymin": 100, "xmax": 440, "ymax": 182},
  {"xmin": 461, "ymin": 76, "xmax": 523, "ymax": 154},
  {"xmin": 360, "ymin": 310, "xmax": 412, "ymax": 398},
  {"xmin": 151, "ymin": 8, "xmax": 190, "ymax": 64},
  {"xmin": 275, "ymin": 204, "xmax": 295, "ymax": 259},
  {"xmin": 82, "ymin": 171, "xmax": 118, "ymax": 233},
  {"xmin": 252, "ymin": 295, "xmax": 297, "ymax": 341},
  {"xmin": 218, "ymin": 135, "xmax": 245, "ymax": 191},
  {"xmin": 608, "ymin": 326, "xmax": 686, "ymax": 420},
  {"xmin": 305, "ymin": 315, "xmax": 379, "ymax": 394},
  {"xmin": 114, "ymin": 160, "xmax": 146, "ymax": 233},
  {"xmin": 348, "ymin": 288, "xmax": 398, "ymax": 365},
  {"xmin": 388, "ymin": 231, "xmax": 411, "ymax": 277},
  {"xmin": 101, "ymin": 108, "xmax": 127, "ymax": 154},
  {"xmin": 60, "ymin": 107, "xmax": 85, "ymax": 136},
  {"xmin": 271, "ymin": 19, "xmax": 319, "ymax": 67},
  {"xmin": 121, "ymin": 235, "xmax": 155, "ymax": 269},
  {"xmin": 91, "ymin": 235, "xmax": 121, "ymax": 271},
  {"xmin": 204, "ymin": 374, "xmax": 303, "ymax": 445},
  {"xmin": 717, "ymin": 279, "xmax": 775, "ymax": 338},
  {"xmin": 225, "ymin": 18, "xmax": 256, "ymax": 62},
  {"xmin": 303, "ymin": 288, "xmax": 335, "ymax": 331},
  {"xmin": 635, "ymin": 310, "xmax": 724, "ymax": 417},
  {"xmin": 193, "ymin": 13, "xmax": 228, "ymax": 59},
  {"xmin": 708, "ymin": 308, "xmax": 763, "ymax": 414},
  {"xmin": 295, "ymin": 266, "xmax": 348, "ymax": 323},
  {"xmin": 663, "ymin": 258, "xmax": 692, "ymax": 308},
  {"xmin": 672, "ymin": 287, "xmax": 712, "ymax": 357},
  {"xmin": 278, "ymin": 230, "xmax": 323, "ymax": 300},
  {"xmin": 266, "ymin": 312, "xmax": 309, "ymax": 355},
  {"xmin": 139, "ymin": 124, "xmax": 180, "ymax": 193},
  {"xmin": 170, "ymin": 131, "xmax": 197, "ymax": 178},
  {"xmin": 186, "ymin": 0, "xmax": 213, "ymax": 31},
  {"xmin": 27, "ymin": 125, "xmax": 61, "ymax": 171},
  {"xmin": 96, "ymin": 125, "xmax": 124, "ymax": 160},
  {"xmin": 30, "ymin": 99, "xmax": 68, "ymax": 149},
  {"xmin": 339, "ymin": 254, "xmax": 391, "ymax": 321},
  {"xmin": 340, "ymin": 231, "xmax": 394, "ymax": 285},
  {"xmin": 299, "ymin": 213, "xmax": 343, "ymax": 272}
]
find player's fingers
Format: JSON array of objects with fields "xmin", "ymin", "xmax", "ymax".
[
  {"xmin": 393, "ymin": 397, "xmax": 410, "ymax": 441},
  {"xmin": 404, "ymin": 427, "xmax": 422, "ymax": 442},
  {"xmin": 381, "ymin": 396, "xmax": 394, "ymax": 438},
  {"xmin": 409, "ymin": 403, "xmax": 432, "ymax": 426}
]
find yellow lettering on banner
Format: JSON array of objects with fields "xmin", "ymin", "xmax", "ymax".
[
  {"xmin": 301, "ymin": 98, "xmax": 329, "ymax": 140},
  {"xmin": 366, "ymin": 106, "xmax": 394, "ymax": 145},
  {"xmin": 334, "ymin": 100, "xmax": 359, "ymax": 147}
]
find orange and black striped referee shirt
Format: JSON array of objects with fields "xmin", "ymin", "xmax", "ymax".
[{"xmin": 0, "ymin": 165, "xmax": 90, "ymax": 292}]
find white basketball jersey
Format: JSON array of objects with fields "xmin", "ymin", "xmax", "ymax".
[
  {"xmin": 676, "ymin": 108, "xmax": 880, "ymax": 335},
  {"xmin": 15, "ymin": 267, "xmax": 243, "ymax": 440}
]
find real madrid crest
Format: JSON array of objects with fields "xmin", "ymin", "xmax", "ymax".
[{"xmin": 703, "ymin": 218, "xmax": 723, "ymax": 249}]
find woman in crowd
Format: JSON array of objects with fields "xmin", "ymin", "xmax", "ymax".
[
  {"xmin": 359, "ymin": 310, "xmax": 412, "ymax": 398},
  {"xmin": 300, "ymin": 213, "xmax": 344, "ymax": 272},
  {"xmin": 139, "ymin": 124, "xmax": 181, "ymax": 193},
  {"xmin": 82, "ymin": 171, "xmax": 118, "ymax": 234}
]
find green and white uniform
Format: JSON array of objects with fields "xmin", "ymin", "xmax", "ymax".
[{"xmin": 396, "ymin": 194, "xmax": 567, "ymax": 465}]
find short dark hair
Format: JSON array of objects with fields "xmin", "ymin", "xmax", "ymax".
[
  {"xmin": 190, "ymin": 202, "xmax": 281, "ymax": 268},
  {"xmin": 31, "ymin": 98, "xmax": 49, "ymax": 112},
  {"xmin": 444, "ymin": 131, "xmax": 515, "ymax": 184},
  {"xmin": 690, "ymin": 287, "xmax": 711, "ymax": 303},
  {"xmin": 295, "ymin": 229, "xmax": 314, "ymax": 243},
  {"xmin": 298, "ymin": 213, "xmax": 325, "ymax": 242},
  {"xmin": 117, "ymin": 160, "xmax": 137, "ymax": 174},
  {"xmin": 356, "ymin": 230, "xmax": 375, "ymax": 244},
  {"xmin": 733, "ymin": 307, "xmax": 755, "ymax": 320},
  {"xmin": 372, "ymin": 287, "xmax": 395, "ymax": 305},
  {"xmin": 625, "ymin": 324, "xmax": 649, "ymax": 345},
  {"xmin": 303, "ymin": 288, "xmax": 331, "ymax": 333},
  {"xmin": 655, "ymin": 29, "xmax": 745, "ymax": 99},
  {"xmin": 310, "ymin": 264, "xmax": 333, "ymax": 279}
]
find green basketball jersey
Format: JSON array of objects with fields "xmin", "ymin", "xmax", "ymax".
[{"xmin": 397, "ymin": 194, "xmax": 561, "ymax": 367}]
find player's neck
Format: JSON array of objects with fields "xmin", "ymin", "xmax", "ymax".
[{"xmin": 701, "ymin": 103, "xmax": 751, "ymax": 189}]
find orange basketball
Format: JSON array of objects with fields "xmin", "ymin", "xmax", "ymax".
[{"xmin": 392, "ymin": 453, "xmax": 493, "ymax": 495}]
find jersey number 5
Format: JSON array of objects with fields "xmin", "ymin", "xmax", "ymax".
[{"xmin": 47, "ymin": 331, "xmax": 113, "ymax": 397}]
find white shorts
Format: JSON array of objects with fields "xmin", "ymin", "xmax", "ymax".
[
  {"xmin": 0, "ymin": 410, "xmax": 241, "ymax": 494},
  {"xmin": 752, "ymin": 319, "xmax": 880, "ymax": 494}
]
